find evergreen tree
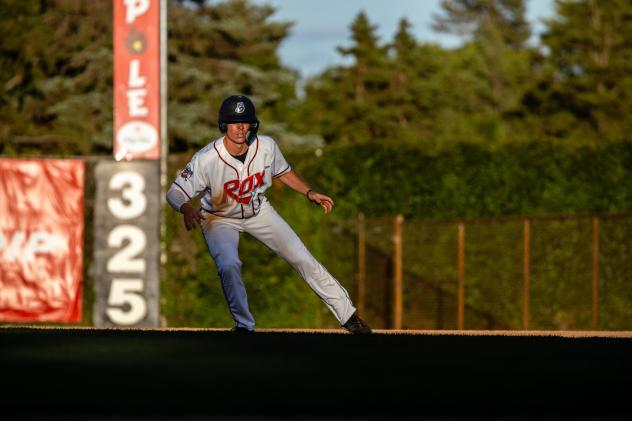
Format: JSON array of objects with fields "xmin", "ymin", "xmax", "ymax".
[
  {"xmin": 336, "ymin": 11, "xmax": 388, "ymax": 103},
  {"xmin": 524, "ymin": 0, "xmax": 632, "ymax": 143},
  {"xmin": 387, "ymin": 19, "xmax": 446, "ymax": 145},
  {"xmin": 292, "ymin": 12, "xmax": 391, "ymax": 145},
  {"xmin": 388, "ymin": 19, "xmax": 418, "ymax": 133},
  {"xmin": 433, "ymin": 0, "xmax": 530, "ymax": 50},
  {"xmin": 166, "ymin": 0, "xmax": 299, "ymax": 151},
  {"xmin": 0, "ymin": 0, "xmax": 301, "ymax": 155},
  {"xmin": 432, "ymin": 0, "xmax": 534, "ymax": 144},
  {"xmin": 0, "ymin": 0, "xmax": 113, "ymax": 154}
]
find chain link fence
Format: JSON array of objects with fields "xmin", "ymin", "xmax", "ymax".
[{"xmin": 321, "ymin": 213, "xmax": 632, "ymax": 331}]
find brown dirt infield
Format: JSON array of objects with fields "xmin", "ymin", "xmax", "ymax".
[{"xmin": 2, "ymin": 324, "xmax": 632, "ymax": 338}]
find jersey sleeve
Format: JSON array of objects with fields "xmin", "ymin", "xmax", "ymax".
[
  {"xmin": 166, "ymin": 185, "xmax": 188, "ymax": 212},
  {"xmin": 170, "ymin": 154, "xmax": 207, "ymax": 202},
  {"xmin": 271, "ymin": 140, "xmax": 291, "ymax": 178}
]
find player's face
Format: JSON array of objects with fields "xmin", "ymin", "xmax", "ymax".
[{"xmin": 225, "ymin": 122, "xmax": 251, "ymax": 144}]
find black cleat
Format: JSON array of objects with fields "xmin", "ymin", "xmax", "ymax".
[
  {"xmin": 342, "ymin": 312, "xmax": 372, "ymax": 335},
  {"xmin": 231, "ymin": 326, "xmax": 254, "ymax": 333}
]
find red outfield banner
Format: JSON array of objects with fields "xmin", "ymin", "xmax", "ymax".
[
  {"xmin": 0, "ymin": 159, "xmax": 84, "ymax": 322},
  {"xmin": 113, "ymin": 0, "xmax": 160, "ymax": 161}
]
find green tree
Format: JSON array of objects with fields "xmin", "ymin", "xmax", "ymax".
[
  {"xmin": 433, "ymin": 0, "xmax": 530, "ymax": 49},
  {"xmin": 336, "ymin": 11, "xmax": 389, "ymax": 103},
  {"xmin": 0, "ymin": 0, "xmax": 113, "ymax": 155},
  {"xmin": 385, "ymin": 19, "xmax": 460, "ymax": 147},
  {"xmin": 432, "ymin": 0, "xmax": 534, "ymax": 144},
  {"xmin": 290, "ymin": 12, "xmax": 391, "ymax": 145},
  {"xmin": 0, "ymin": 0, "xmax": 303, "ymax": 155},
  {"xmin": 523, "ymin": 0, "xmax": 632, "ymax": 144},
  {"xmin": 166, "ymin": 0, "xmax": 299, "ymax": 151},
  {"xmin": 385, "ymin": 19, "xmax": 423, "ymax": 142}
]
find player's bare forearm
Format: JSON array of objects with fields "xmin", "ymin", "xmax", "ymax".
[
  {"xmin": 276, "ymin": 170, "xmax": 309, "ymax": 194},
  {"xmin": 277, "ymin": 170, "xmax": 334, "ymax": 213}
]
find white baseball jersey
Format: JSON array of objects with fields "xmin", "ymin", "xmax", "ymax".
[
  {"xmin": 167, "ymin": 133, "xmax": 357, "ymax": 328},
  {"xmin": 169, "ymin": 135, "xmax": 291, "ymax": 219}
]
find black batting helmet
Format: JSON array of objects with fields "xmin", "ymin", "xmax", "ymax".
[{"xmin": 218, "ymin": 94, "xmax": 259, "ymax": 134}]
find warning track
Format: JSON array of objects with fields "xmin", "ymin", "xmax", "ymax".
[{"xmin": 1, "ymin": 326, "xmax": 630, "ymax": 418}]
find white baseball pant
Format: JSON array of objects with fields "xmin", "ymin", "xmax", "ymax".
[{"xmin": 201, "ymin": 200, "xmax": 356, "ymax": 330}]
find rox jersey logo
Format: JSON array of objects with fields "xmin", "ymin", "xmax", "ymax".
[{"xmin": 223, "ymin": 171, "xmax": 265, "ymax": 204}]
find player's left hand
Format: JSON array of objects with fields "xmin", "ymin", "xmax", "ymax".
[{"xmin": 307, "ymin": 191, "xmax": 334, "ymax": 213}]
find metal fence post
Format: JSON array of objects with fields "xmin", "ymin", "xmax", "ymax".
[
  {"xmin": 457, "ymin": 222, "xmax": 465, "ymax": 330},
  {"xmin": 393, "ymin": 215, "xmax": 404, "ymax": 329},
  {"xmin": 356, "ymin": 213, "xmax": 366, "ymax": 318},
  {"xmin": 592, "ymin": 215, "xmax": 600, "ymax": 330},
  {"xmin": 523, "ymin": 218, "xmax": 531, "ymax": 330}
]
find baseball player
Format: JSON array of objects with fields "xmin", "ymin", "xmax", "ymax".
[{"xmin": 166, "ymin": 94, "xmax": 372, "ymax": 334}]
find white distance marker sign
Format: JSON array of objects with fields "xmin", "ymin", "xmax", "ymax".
[{"xmin": 93, "ymin": 160, "xmax": 160, "ymax": 327}]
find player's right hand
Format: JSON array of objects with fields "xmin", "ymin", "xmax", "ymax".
[
  {"xmin": 308, "ymin": 191, "xmax": 335, "ymax": 214},
  {"xmin": 181, "ymin": 203, "xmax": 205, "ymax": 231}
]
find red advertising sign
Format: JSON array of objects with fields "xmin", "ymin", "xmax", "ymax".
[
  {"xmin": 0, "ymin": 159, "xmax": 84, "ymax": 322},
  {"xmin": 113, "ymin": 0, "xmax": 160, "ymax": 161}
]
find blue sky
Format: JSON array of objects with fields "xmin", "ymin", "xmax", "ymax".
[{"xmin": 249, "ymin": 0, "xmax": 556, "ymax": 78}]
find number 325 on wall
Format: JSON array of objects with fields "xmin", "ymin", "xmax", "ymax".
[
  {"xmin": 106, "ymin": 171, "xmax": 147, "ymax": 325},
  {"xmin": 94, "ymin": 162, "xmax": 160, "ymax": 328}
]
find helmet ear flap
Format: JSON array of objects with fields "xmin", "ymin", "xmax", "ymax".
[
  {"xmin": 219, "ymin": 122, "xmax": 227, "ymax": 133},
  {"xmin": 246, "ymin": 120, "xmax": 259, "ymax": 145}
]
